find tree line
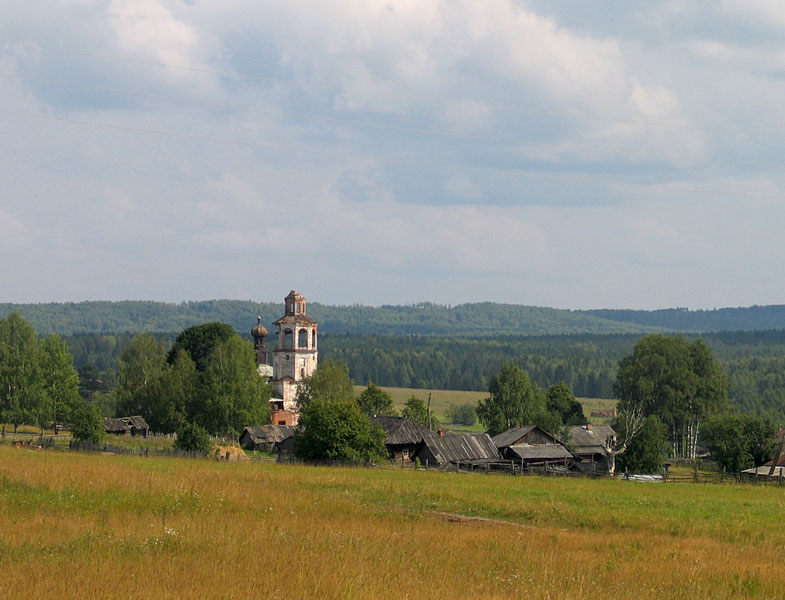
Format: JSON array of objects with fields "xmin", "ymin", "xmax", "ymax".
[
  {"xmin": 0, "ymin": 313, "xmax": 102, "ymax": 442},
  {"xmin": 61, "ymin": 329, "xmax": 785, "ymax": 423}
]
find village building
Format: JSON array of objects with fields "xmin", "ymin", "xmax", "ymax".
[
  {"xmin": 411, "ymin": 432, "xmax": 500, "ymax": 469},
  {"xmin": 103, "ymin": 415, "xmax": 150, "ymax": 437},
  {"xmin": 491, "ymin": 425, "xmax": 572, "ymax": 469},
  {"xmin": 252, "ymin": 290, "xmax": 318, "ymax": 426},
  {"xmin": 567, "ymin": 424, "xmax": 616, "ymax": 474},
  {"xmin": 370, "ymin": 416, "xmax": 433, "ymax": 462},
  {"xmin": 239, "ymin": 424, "xmax": 294, "ymax": 452}
]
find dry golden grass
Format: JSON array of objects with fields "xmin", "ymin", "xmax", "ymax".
[{"xmin": 1, "ymin": 446, "xmax": 783, "ymax": 599}]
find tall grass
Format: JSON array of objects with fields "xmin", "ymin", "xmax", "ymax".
[{"xmin": 1, "ymin": 447, "xmax": 783, "ymax": 599}]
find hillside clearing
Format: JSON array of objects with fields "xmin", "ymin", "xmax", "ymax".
[{"xmin": 352, "ymin": 385, "xmax": 617, "ymax": 424}]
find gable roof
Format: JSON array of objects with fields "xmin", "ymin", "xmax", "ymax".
[
  {"xmin": 370, "ymin": 416, "xmax": 432, "ymax": 446},
  {"xmin": 492, "ymin": 425, "xmax": 560, "ymax": 449},
  {"xmin": 568, "ymin": 425, "xmax": 616, "ymax": 454},
  {"xmin": 492, "ymin": 426, "xmax": 536, "ymax": 448},
  {"xmin": 416, "ymin": 433, "xmax": 500, "ymax": 464},
  {"xmin": 507, "ymin": 444, "xmax": 573, "ymax": 461},
  {"xmin": 241, "ymin": 425, "xmax": 295, "ymax": 445}
]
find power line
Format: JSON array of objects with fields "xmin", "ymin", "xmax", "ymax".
[
  {"xmin": 1, "ymin": 106, "xmax": 780, "ymax": 202},
  {"xmin": 0, "ymin": 36, "xmax": 763, "ymax": 138},
  {"xmin": 0, "ymin": 70, "xmax": 775, "ymax": 170}
]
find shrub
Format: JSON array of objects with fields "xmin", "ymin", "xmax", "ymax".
[
  {"xmin": 175, "ymin": 422, "xmax": 213, "ymax": 454},
  {"xmin": 69, "ymin": 402, "xmax": 104, "ymax": 444}
]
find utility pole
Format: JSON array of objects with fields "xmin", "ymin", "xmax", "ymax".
[{"xmin": 427, "ymin": 393, "xmax": 432, "ymax": 431}]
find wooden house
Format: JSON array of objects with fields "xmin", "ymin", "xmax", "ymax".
[
  {"xmin": 411, "ymin": 432, "xmax": 500, "ymax": 468},
  {"xmin": 239, "ymin": 425, "xmax": 294, "ymax": 451},
  {"xmin": 370, "ymin": 416, "xmax": 433, "ymax": 462},
  {"xmin": 103, "ymin": 415, "xmax": 150, "ymax": 437},
  {"xmin": 567, "ymin": 424, "xmax": 616, "ymax": 474},
  {"xmin": 492, "ymin": 425, "xmax": 572, "ymax": 469}
]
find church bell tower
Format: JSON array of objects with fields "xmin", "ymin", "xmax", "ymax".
[{"xmin": 271, "ymin": 290, "xmax": 318, "ymax": 421}]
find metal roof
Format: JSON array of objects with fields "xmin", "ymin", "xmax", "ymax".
[{"xmin": 507, "ymin": 444, "xmax": 573, "ymax": 460}]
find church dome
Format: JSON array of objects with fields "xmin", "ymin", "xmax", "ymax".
[{"xmin": 251, "ymin": 316, "xmax": 268, "ymax": 338}]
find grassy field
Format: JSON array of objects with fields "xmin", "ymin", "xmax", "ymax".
[
  {"xmin": 353, "ymin": 385, "xmax": 618, "ymax": 425},
  {"xmin": 1, "ymin": 447, "xmax": 784, "ymax": 599}
]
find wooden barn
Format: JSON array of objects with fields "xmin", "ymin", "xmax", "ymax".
[
  {"xmin": 492, "ymin": 425, "xmax": 572, "ymax": 469},
  {"xmin": 411, "ymin": 432, "xmax": 500, "ymax": 469},
  {"xmin": 239, "ymin": 425, "xmax": 294, "ymax": 451},
  {"xmin": 103, "ymin": 415, "xmax": 149, "ymax": 437},
  {"xmin": 567, "ymin": 424, "xmax": 616, "ymax": 474},
  {"xmin": 370, "ymin": 416, "xmax": 433, "ymax": 462}
]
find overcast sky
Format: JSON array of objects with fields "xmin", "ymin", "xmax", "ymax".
[{"xmin": 1, "ymin": 1, "xmax": 784, "ymax": 309}]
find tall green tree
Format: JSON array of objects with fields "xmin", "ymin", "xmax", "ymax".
[
  {"xmin": 167, "ymin": 322, "xmax": 235, "ymax": 371},
  {"xmin": 296, "ymin": 358, "xmax": 354, "ymax": 408},
  {"xmin": 37, "ymin": 334, "xmax": 81, "ymax": 431},
  {"xmin": 295, "ymin": 398, "xmax": 387, "ymax": 462},
  {"xmin": 149, "ymin": 348, "xmax": 197, "ymax": 433},
  {"xmin": 0, "ymin": 312, "xmax": 41, "ymax": 431},
  {"xmin": 477, "ymin": 363, "xmax": 547, "ymax": 436},
  {"xmin": 197, "ymin": 336, "xmax": 271, "ymax": 436},
  {"xmin": 357, "ymin": 382, "xmax": 395, "ymax": 417},
  {"xmin": 114, "ymin": 333, "xmax": 167, "ymax": 419},
  {"xmin": 614, "ymin": 335, "xmax": 727, "ymax": 459}
]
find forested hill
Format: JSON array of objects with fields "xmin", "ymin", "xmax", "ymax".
[
  {"xmin": 0, "ymin": 300, "xmax": 659, "ymax": 336},
  {"xmin": 3, "ymin": 300, "xmax": 785, "ymax": 337},
  {"xmin": 580, "ymin": 305, "xmax": 785, "ymax": 332}
]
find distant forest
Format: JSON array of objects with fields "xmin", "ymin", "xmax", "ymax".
[
  {"xmin": 63, "ymin": 329, "xmax": 785, "ymax": 423},
  {"xmin": 6, "ymin": 299, "xmax": 785, "ymax": 336}
]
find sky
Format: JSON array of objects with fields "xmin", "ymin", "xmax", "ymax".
[{"xmin": 1, "ymin": 1, "xmax": 785, "ymax": 310}]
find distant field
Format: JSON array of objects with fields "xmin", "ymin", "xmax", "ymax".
[
  {"xmin": 352, "ymin": 386, "xmax": 617, "ymax": 424},
  {"xmin": 2, "ymin": 447, "xmax": 785, "ymax": 599}
]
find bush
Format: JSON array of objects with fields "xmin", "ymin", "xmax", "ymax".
[
  {"xmin": 175, "ymin": 422, "xmax": 213, "ymax": 454},
  {"xmin": 69, "ymin": 402, "xmax": 104, "ymax": 444},
  {"xmin": 295, "ymin": 399, "xmax": 387, "ymax": 462},
  {"xmin": 447, "ymin": 403, "xmax": 477, "ymax": 426}
]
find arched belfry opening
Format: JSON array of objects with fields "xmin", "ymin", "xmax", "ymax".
[{"xmin": 298, "ymin": 328, "xmax": 308, "ymax": 349}]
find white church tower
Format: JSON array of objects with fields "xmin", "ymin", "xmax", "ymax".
[{"xmin": 270, "ymin": 290, "xmax": 318, "ymax": 423}]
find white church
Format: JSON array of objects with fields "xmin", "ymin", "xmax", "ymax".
[{"xmin": 251, "ymin": 290, "xmax": 318, "ymax": 426}]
